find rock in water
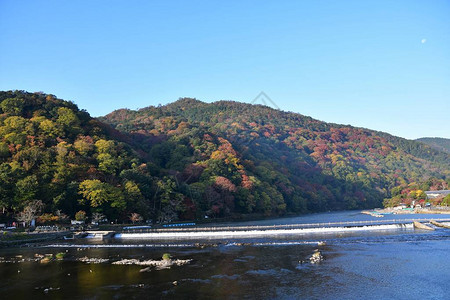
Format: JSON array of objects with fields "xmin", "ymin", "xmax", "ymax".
[
  {"xmin": 139, "ymin": 267, "xmax": 151, "ymax": 273},
  {"xmin": 413, "ymin": 221, "xmax": 434, "ymax": 231},
  {"xmin": 309, "ymin": 250, "xmax": 324, "ymax": 264},
  {"xmin": 430, "ymin": 220, "xmax": 450, "ymax": 229}
]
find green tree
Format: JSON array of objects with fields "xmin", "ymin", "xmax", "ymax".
[
  {"xmin": 0, "ymin": 97, "xmax": 25, "ymax": 115},
  {"xmin": 39, "ymin": 119, "xmax": 62, "ymax": 138},
  {"xmin": 156, "ymin": 177, "xmax": 184, "ymax": 222},
  {"xmin": 56, "ymin": 107, "xmax": 80, "ymax": 132},
  {"xmin": 0, "ymin": 142, "xmax": 10, "ymax": 158},
  {"xmin": 75, "ymin": 210, "xmax": 86, "ymax": 221},
  {"xmin": 442, "ymin": 194, "xmax": 450, "ymax": 206},
  {"xmin": 97, "ymin": 153, "xmax": 119, "ymax": 175},
  {"xmin": 0, "ymin": 163, "xmax": 14, "ymax": 212},
  {"xmin": 14, "ymin": 175, "xmax": 39, "ymax": 208},
  {"xmin": 95, "ymin": 139, "xmax": 116, "ymax": 154},
  {"xmin": 73, "ymin": 136, "xmax": 94, "ymax": 156},
  {"xmin": 78, "ymin": 179, "xmax": 125, "ymax": 209}
]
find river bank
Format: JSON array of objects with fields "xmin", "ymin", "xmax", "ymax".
[
  {"xmin": 0, "ymin": 231, "xmax": 69, "ymax": 248},
  {"xmin": 2, "ymin": 209, "xmax": 450, "ymax": 248},
  {"xmin": 362, "ymin": 207, "xmax": 450, "ymax": 217}
]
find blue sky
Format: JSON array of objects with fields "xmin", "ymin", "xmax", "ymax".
[{"xmin": 1, "ymin": 0, "xmax": 449, "ymax": 139}]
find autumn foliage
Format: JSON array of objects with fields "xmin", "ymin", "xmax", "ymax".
[{"xmin": 0, "ymin": 92, "xmax": 449, "ymax": 224}]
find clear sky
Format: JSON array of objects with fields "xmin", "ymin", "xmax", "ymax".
[{"xmin": 1, "ymin": 0, "xmax": 449, "ymax": 139}]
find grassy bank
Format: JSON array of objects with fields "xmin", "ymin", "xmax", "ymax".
[{"xmin": 0, "ymin": 231, "xmax": 69, "ymax": 248}]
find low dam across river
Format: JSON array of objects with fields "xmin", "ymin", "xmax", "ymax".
[{"xmin": 80, "ymin": 218, "xmax": 450, "ymax": 240}]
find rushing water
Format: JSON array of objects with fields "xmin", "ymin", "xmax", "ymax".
[{"xmin": 1, "ymin": 211, "xmax": 449, "ymax": 299}]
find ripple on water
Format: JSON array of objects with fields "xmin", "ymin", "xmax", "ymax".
[
  {"xmin": 211, "ymin": 274, "xmax": 240, "ymax": 280},
  {"xmin": 181, "ymin": 278, "xmax": 212, "ymax": 284},
  {"xmin": 246, "ymin": 268, "xmax": 293, "ymax": 276}
]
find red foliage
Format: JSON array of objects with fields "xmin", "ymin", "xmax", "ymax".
[
  {"xmin": 180, "ymin": 197, "xmax": 196, "ymax": 220},
  {"xmin": 217, "ymin": 137, "xmax": 237, "ymax": 156},
  {"xmin": 240, "ymin": 172, "xmax": 253, "ymax": 189},
  {"xmin": 181, "ymin": 163, "xmax": 205, "ymax": 183},
  {"xmin": 214, "ymin": 176, "xmax": 237, "ymax": 192}
]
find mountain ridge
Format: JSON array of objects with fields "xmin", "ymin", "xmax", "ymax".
[
  {"xmin": 102, "ymin": 98, "xmax": 450, "ymax": 168},
  {"xmin": 416, "ymin": 137, "xmax": 450, "ymax": 154}
]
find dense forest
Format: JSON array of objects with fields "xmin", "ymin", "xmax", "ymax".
[
  {"xmin": 1, "ymin": 91, "xmax": 449, "ymax": 224},
  {"xmin": 417, "ymin": 137, "xmax": 450, "ymax": 154},
  {"xmin": 0, "ymin": 91, "xmax": 153, "ymax": 224}
]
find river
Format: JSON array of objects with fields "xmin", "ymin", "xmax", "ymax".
[{"xmin": 1, "ymin": 211, "xmax": 449, "ymax": 299}]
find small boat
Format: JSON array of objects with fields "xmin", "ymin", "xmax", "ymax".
[
  {"xmin": 63, "ymin": 234, "xmax": 74, "ymax": 240},
  {"xmin": 162, "ymin": 222, "xmax": 196, "ymax": 228}
]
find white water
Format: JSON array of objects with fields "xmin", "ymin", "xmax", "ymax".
[
  {"xmin": 115, "ymin": 223, "xmax": 413, "ymax": 240},
  {"xmin": 44, "ymin": 241, "xmax": 325, "ymax": 249}
]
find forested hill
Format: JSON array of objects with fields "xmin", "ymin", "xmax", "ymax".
[
  {"xmin": 101, "ymin": 98, "xmax": 450, "ymax": 216},
  {"xmin": 416, "ymin": 137, "xmax": 450, "ymax": 154},
  {"xmin": 1, "ymin": 91, "xmax": 449, "ymax": 224},
  {"xmin": 0, "ymin": 91, "xmax": 154, "ymax": 223}
]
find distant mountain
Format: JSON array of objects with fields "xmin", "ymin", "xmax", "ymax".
[
  {"xmin": 416, "ymin": 137, "xmax": 450, "ymax": 154},
  {"xmin": 1, "ymin": 91, "xmax": 449, "ymax": 223}
]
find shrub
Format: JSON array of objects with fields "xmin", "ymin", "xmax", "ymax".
[{"xmin": 75, "ymin": 210, "xmax": 86, "ymax": 221}]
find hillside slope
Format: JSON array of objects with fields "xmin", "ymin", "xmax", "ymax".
[
  {"xmin": 0, "ymin": 91, "xmax": 155, "ymax": 222},
  {"xmin": 417, "ymin": 137, "xmax": 450, "ymax": 154},
  {"xmin": 100, "ymin": 98, "xmax": 450, "ymax": 218}
]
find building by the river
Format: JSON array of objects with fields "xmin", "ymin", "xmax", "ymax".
[{"xmin": 425, "ymin": 190, "xmax": 450, "ymax": 199}]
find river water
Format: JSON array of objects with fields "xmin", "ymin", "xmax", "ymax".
[{"xmin": 1, "ymin": 211, "xmax": 449, "ymax": 299}]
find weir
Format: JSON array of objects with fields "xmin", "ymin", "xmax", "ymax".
[
  {"xmin": 114, "ymin": 218, "xmax": 450, "ymax": 240},
  {"xmin": 121, "ymin": 218, "xmax": 450, "ymax": 232}
]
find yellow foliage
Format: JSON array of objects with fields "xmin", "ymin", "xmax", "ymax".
[{"xmin": 210, "ymin": 150, "xmax": 225, "ymax": 160}]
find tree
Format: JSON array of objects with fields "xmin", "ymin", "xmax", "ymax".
[
  {"xmin": 442, "ymin": 194, "xmax": 450, "ymax": 206},
  {"xmin": 16, "ymin": 200, "xmax": 44, "ymax": 227},
  {"xmin": 97, "ymin": 153, "xmax": 119, "ymax": 175},
  {"xmin": 156, "ymin": 177, "xmax": 184, "ymax": 223},
  {"xmin": 73, "ymin": 135, "xmax": 94, "ymax": 156},
  {"xmin": 56, "ymin": 107, "xmax": 80, "ymax": 132},
  {"xmin": 75, "ymin": 210, "xmax": 86, "ymax": 221},
  {"xmin": 129, "ymin": 212, "xmax": 143, "ymax": 224},
  {"xmin": 78, "ymin": 179, "xmax": 125, "ymax": 209},
  {"xmin": 37, "ymin": 213, "xmax": 59, "ymax": 224},
  {"xmin": 95, "ymin": 139, "xmax": 116, "ymax": 154},
  {"xmin": 14, "ymin": 175, "xmax": 39, "ymax": 207},
  {"xmin": 0, "ymin": 163, "xmax": 14, "ymax": 213},
  {"xmin": 39, "ymin": 119, "xmax": 62, "ymax": 138},
  {"xmin": 0, "ymin": 97, "xmax": 25, "ymax": 115},
  {"xmin": 91, "ymin": 212, "xmax": 106, "ymax": 223},
  {"xmin": 0, "ymin": 142, "xmax": 10, "ymax": 158}
]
